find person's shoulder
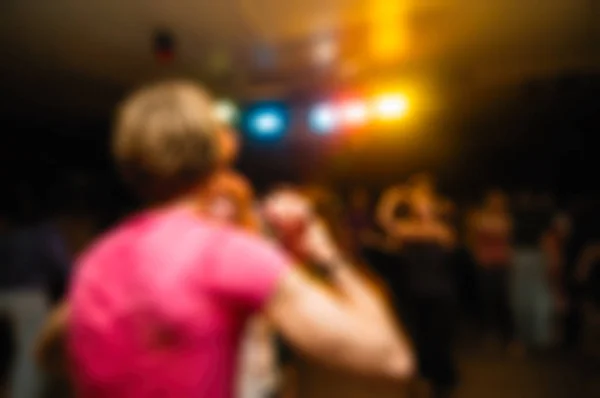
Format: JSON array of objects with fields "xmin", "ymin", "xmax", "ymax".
[
  {"xmin": 74, "ymin": 226, "xmax": 123, "ymax": 270},
  {"xmin": 73, "ymin": 210, "xmax": 152, "ymax": 265},
  {"xmin": 218, "ymin": 226, "xmax": 281, "ymax": 256},
  {"xmin": 214, "ymin": 229, "xmax": 293, "ymax": 281}
]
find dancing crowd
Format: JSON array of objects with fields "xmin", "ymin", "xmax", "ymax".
[{"xmin": 0, "ymin": 80, "xmax": 599, "ymax": 398}]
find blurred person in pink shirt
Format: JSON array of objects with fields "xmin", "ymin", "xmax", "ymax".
[
  {"xmin": 65, "ymin": 81, "xmax": 413, "ymax": 398},
  {"xmin": 36, "ymin": 139, "xmax": 271, "ymax": 398}
]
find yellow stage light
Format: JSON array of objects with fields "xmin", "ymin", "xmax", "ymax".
[{"xmin": 372, "ymin": 94, "xmax": 409, "ymax": 120}]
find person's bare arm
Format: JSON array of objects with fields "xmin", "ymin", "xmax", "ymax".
[
  {"xmin": 262, "ymin": 190, "xmax": 414, "ymax": 380},
  {"xmin": 392, "ymin": 220, "xmax": 429, "ymax": 241},
  {"xmin": 376, "ymin": 187, "xmax": 407, "ymax": 234},
  {"xmin": 265, "ymin": 260, "xmax": 414, "ymax": 381},
  {"xmin": 35, "ymin": 300, "xmax": 69, "ymax": 371}
]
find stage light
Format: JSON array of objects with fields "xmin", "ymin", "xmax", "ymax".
[
  {"xmin": 214, "ymin": 100, "xmax": 238, "ymax": 124},
  {"xmin": 309, "ymin": 103, "xmax": 337, "ymax": 134},
  {"xmin": 373, "ymin": 94, "xmax": 409, "ymax": 120},
  {"xmin": 255, "ymin": 113, "xmax": 280, "ymax": 131},
  {"xmin": 245, "ymin": 104, "xmax": 288, "ymax": 139},
  {"xmin": 339, "ymin": 100, "xmax": 368, "ymax": 126}
]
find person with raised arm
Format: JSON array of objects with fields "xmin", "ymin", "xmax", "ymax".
[
  {"xmin": 58, "ymin": 81, "xmax": 413, "ymax": 398},
  {"xmin": 386, "ymin": 188, "xmax": 458, "ymax": 398},
  {"xmin": 273, "ymin": 187, "xmax": 408, "ymax": 398}
]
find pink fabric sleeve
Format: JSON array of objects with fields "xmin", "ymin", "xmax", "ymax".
[{"xmin": 208, "ymin": 231, "xmax": 293, "ymax": 312}]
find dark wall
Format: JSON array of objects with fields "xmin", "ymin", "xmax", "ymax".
[{"xmin": 0, "ymin": 72, "xmax": 598, "ymax": 223}]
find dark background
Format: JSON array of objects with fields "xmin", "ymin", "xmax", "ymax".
[
  {"xmin": 1, "ymin": 0, "xmax": 599, "ymax": 223},
  {"xmin": 1, "ymin": 72, "xmax": 598, "ymax": 217}
]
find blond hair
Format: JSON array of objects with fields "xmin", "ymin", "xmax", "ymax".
[{"xmin": 113, "ymin": 81, "xmax": 219, "ymax": 202}]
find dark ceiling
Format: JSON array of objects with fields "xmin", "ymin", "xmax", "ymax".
[{"xmin": 1, "ymin": 0, "xmax": 598, "ymax": 119}]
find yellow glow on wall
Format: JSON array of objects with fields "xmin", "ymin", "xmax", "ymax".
[{"xmin": 369, "ymin": 0, "xmax": 408, "ymax": 62}]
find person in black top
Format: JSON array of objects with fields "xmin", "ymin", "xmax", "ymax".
[{"xmin": 386, "ymin": 188, "xmax": 458, "ymax": 398}]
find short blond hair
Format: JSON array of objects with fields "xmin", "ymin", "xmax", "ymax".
[{"xmin": 113, "ymin": 81, "xmax": 219, "ymax": 202}]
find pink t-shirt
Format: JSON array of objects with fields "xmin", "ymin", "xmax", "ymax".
[{"xmin": 68, "ymin": 207, "xmax": 291, "ymax": 398}]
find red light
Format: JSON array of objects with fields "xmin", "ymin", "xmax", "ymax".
[{"xmin": 338, "ymin": 100, "xmax": 368, "ymax": 127}]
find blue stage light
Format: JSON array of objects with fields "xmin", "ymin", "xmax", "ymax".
[
  {"xmin": 245, "ymin": 103, "xmax": 289, "ymax": 139},
  {"xmin": 309, "ymin": 103, "xmax": 337, "ymax": 134}
]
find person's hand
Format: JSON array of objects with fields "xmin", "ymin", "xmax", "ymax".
[
  {"xmin": 301, "ymin": 218, "xmax": 342, "ymax": 268},
  {"xmin": 262, "ymin": 190, "xmax": 341, "ymax": 266},
  {"xmin": 262, "ymin": 189, "xmax": 312, "ymax": 258}
]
